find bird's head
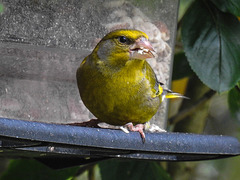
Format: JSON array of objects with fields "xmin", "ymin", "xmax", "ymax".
[{"xmin": 91, "ymin": 29, "xmax": 154, "ymax": 67}]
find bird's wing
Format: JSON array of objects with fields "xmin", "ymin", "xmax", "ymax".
[
  {"xmin": 144, "ymin": 61, "xmax": 163, "ymax": 97},
  {"xmin": 144, "ymin": 61, "xmax": 188, "ymax": 100}
]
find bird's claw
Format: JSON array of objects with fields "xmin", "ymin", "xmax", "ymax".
[
  {"xmin": 119, "ymin": 126, "xmax": 130, "ymax": 133},
  {"xmin": 125, "ymin": 123, "xmax": 146, "ymax": 143},
  {"xmin": 145, "ymin": 123, "xmax": 167, "ymax": 133}
]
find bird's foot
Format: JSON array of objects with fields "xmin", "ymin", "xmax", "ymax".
[
  {"xmin": 124, "ymin": 123, "xmax": 146, "ymax": 142},
  {"xmin": 97, "ymin": 122, "xmax": 144, "ymax": 139},
  {"xmin": 144, "ymin": 122, "xmax": 167, "ymax": 133},
  {"xmin": 97, "ymin": 122, "xmax": 123, "ymax": 130},
  {"xmin": 97, "ymin": 122, "xmax": 145, "ymax": 142}
]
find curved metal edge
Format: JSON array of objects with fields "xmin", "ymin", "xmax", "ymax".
[{"xmin": 0, "ymin": 118, "xmax": 240, "ymax": 155}]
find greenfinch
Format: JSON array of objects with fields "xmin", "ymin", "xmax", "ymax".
[{"xmin": 77, "ymin": 29, "xmax": 184, "ymax": 140}]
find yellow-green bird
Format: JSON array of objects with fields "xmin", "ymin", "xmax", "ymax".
[{"xmin": 77, "ymin": 29, "xmax": 184, "ymax": 140}]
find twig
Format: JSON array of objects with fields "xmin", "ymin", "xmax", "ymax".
[
  {"xmin": 73, "ymin": 163, "xmax": 96, "ymax": 179},
  {"xmin": 169, "ymin": 89, "xmax": 216, "ymax": 124}
]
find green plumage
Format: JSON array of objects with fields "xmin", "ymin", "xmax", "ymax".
[{"xmin": 77, "ymin": 29, "xmax": 171, "ymax": 125}]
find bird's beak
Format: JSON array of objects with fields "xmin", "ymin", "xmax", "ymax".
[{"xmin": 129, "ymin": 37, "xmax": 155, "ymax": 59}]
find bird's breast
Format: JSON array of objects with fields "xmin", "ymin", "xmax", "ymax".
[{"xmin": 77, "ymin": 59, "xmax": 161, "ymax": 125}]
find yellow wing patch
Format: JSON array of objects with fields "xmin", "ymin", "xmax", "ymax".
[
  {"xmin": 80, "ymin": 58, "xmax": 87, "ymax": 66},
  {"xmin": 152, "ymin": 84, "xmax": 163, "ymax": 98},
  {"xmin": 151, "ymin": 82, "xmax": 188, "ymax": 100}
]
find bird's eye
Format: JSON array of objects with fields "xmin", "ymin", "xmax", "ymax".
[{"xmin": 118, "ymin": 36, "xmax": 131, "ymax": 44}]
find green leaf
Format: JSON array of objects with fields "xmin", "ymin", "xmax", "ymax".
[
  {"xmin": 182, "ymin": 0, "xmax": 240, "ymax": 92},
  {"xmin": 0, "ymin": 3, "xmax": 3, "ymax": 13},
  {"xmin": 99, "ymin": 159, "xmax": 171, "ymax": 180},
  {"xmin": 228, "ymin": 83, "xmax": 240, "ymax": 119},
  {"xmin": 172, "ymin": 52, "xmax": 194, "ymax": 80},
  {"xmin": 0, "ymin": 159, "xmax": 78, "ymax": 180},
  {"xmin": 211, "ymin": 0, "xmax": 240, "ymax": 16}
]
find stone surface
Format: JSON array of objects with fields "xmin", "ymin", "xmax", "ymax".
[{"xmin": 0, "ymin": 0, "xmax": 179, "ymax": 127}]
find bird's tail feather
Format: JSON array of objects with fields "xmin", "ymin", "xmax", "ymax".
[{"xmin": 161, "ymin": 89, "xmax": 189, "ymax": 101}]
